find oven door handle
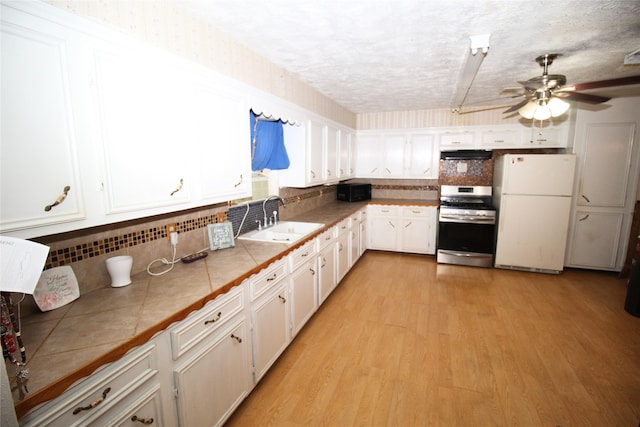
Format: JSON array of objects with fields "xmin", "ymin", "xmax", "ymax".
[
  {"xmin": 439, "ymin": 215, "xmax": 495, "ymax": 222},
  {"xmin": 438, "ymin": 250, "xmax": 491, "ymax": 258}
]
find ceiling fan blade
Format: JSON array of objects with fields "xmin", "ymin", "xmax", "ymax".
[
  {"xmin": 503, "ymin": 98, "xmax": 531, "ymax": 114},
  {"xmin": 555, "ymin": 91, "xmax": 611, "ymax": 104},
  {"xmin": 563, "ymin": 75, "xmax": 640, "ymax": 91}
]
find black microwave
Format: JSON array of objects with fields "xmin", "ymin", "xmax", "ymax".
[{"xmin": 337, "ymin": 183, "xmax": 371, "ymax": 202}]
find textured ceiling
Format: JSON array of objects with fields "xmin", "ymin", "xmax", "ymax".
[{"xmin": 177, "ymin": 0, "xmax": 640, "ymax": 114}]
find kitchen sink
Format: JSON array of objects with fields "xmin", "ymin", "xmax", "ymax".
[{"xmin": 237, "ymin": 221, "xmax": 324, "ymax": 245}]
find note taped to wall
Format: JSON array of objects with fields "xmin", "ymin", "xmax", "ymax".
[{"xmin": 0, "ymin": 236, "xmax": 50, "ymax": 294}]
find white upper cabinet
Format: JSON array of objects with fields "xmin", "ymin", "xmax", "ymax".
[
  {"xmin": 355, "ymin": 131, "xmax": 437, "ymax": 179},
  {"xmin": 1, "ymin": 1, "xmax": 254, "ymax": 238},
  {"xmin": 279, "ymin": 119, "xmax": 355, "ymax": 188},
  {"xmin": 407, "ymin": 133, "xmax": 437, "ymax": 178},
  {"xmin": 90, "ymin": 46, "xmax": 194, "ymax": 214},
  {"xmin": 339, "ymin": 130, "xmax": 355, "ymax": 180},
  {"xmin": 0, "ymin": 3, "xmax": 91, "ymax": 235}
]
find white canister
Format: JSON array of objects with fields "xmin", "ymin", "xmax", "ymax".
[{"xmin": 105, "ymin": 255, "xmax": 133, "ymax": 287}]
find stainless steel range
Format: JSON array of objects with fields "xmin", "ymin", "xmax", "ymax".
[{"xmin": 437, "ymin": 185, "xmax": 496, "ymax": 268}]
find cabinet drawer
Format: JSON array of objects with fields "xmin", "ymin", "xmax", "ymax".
[
  {"xmin": 249, "ymin": 259, "xmax": 287, "ymax": 301},
  {"xmin": 92, "ymin": 383, "xmax": 164, "ymax": 427},
  {"xmin": 402, "ymin": 206, "xmax": 431, "ymax": 218},
  {"xmin": 170, "ymin": 285, "xmax": 245, "ymax": 359},
  {"xmin": 289, "ymin": 238, "xmax": 317, "ymax": 271},
  {"xmin": 440, "ymin": 132, "xmax": 475, "ymax": 147},
  {"xmin": 336, "ymin": 218, "xmax": 350, "ymax": 235},
  {"xmin": 368, "ymin": 205, "xmax": 399, "ymax": 216},
  {"xmin": 20, "ymin": 343, "xmax": 158, "ymax": 427},
  {"xmin": 317, "ymin": 226, "xmax": 337, "ymax": 249},
  {"xmin": 480, "ymin": 130, "xmax": 520, "ymax": 147}
]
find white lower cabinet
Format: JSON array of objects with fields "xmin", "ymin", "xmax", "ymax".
[
  {"xmin": 289, "ymin": 239, "xmax": 319, "ymax": 337},
  {"xmin": 368, "ymin": 205, "xmax": 400, "ymax": 251},
  {"xmin": 173, "ymin": 319, "xmax": 250, "ymax": 427},
  {"xmin": 367, "ymin": 204, "xmax": 436, "ymax": 254},
  {"xmin": 318, "ymin": 227, "xmax": 338, "ymax": 304},
  {"xmin": 20, "ymin": 343, "xmax": 161, "ymax": 427},
  {"xmin": 336, "ymin": 219, "xmax": 351, "ymax": 282},
  {"xmin": 249, "ymin": 260, "xmax": 291, "ymax": 383},
  {"xmin": 170, "ymin": 285, "xmax": 252, "ymax": 427},
  {"xmin": 289, "ymin": 258, "xmax": 318, "ymax": 337}
]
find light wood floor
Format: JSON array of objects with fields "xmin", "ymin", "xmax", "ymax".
[{"xmin": 226, "ymin": 251, "xmax": 640, "ymax": 426}]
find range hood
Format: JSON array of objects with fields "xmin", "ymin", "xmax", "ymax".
[{"xmin": 440, "ymin": 149, "xmax": 492, "ymax": 160}]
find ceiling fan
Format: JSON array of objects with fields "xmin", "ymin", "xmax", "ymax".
[{"xmin": 503, "ymin": 53, "xmax": 640, "ymax": 120}]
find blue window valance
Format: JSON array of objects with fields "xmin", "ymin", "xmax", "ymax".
[{"xmin": 250, "ymin": 111, "xmax": 290, "ymax": 171}]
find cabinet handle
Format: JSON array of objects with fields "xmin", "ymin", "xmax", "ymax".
[
  {"xmin": 72, "ymin": 387, "xmax": 111, "ymax": 415},
  {"xmin": 266, "ymin": 273, "xmax": 277, "ymax": 282},
  {"xmin": 204, "ymin": 312, "xmax": 222, "ymax": 325},
  {"xmin": 388, "ymin": 221, "xmax": 395, "ymax": 228},
  {"xmin": 423, "ymin": 168, "xmax": 430, "ymax": 175},
  {"xmin": 412, "ymin": 209, "xmax": 420, "ymax": 214},
  {"xmin": 310, "ymin": 267, "xmax": 316, "ymax": 275},
  {"xmin": 381, "ymin": 209, "xmax": 390, "ymax": 213},
  {"xmin": 339, "ymin": 243, "xmax": 343, "ymax": 251},
  {"xmin": 131, "ymin": 415, "xmax": 154, "ymax": 424},
  {"xmin": 278, "ymin": 295, "xmax": 287, "ymax": 303},
  {"xmin": 321, "ymin": 257, "xmax": 326, "ymax": 268},
  {"xmin": 230, "ymin": 334, "xmax": 243, "ymax": 343},
  {"xmin": 370, "ymin": 167, "xmax": 377, "ymax": 174},
  {"xmin": 494, "ymin": 139, "xmax": 505, "ymax": 143},
  {"xmin": 327, "ymin": 169, "xmax": 332, "ymax": 177},
  {"xmin": 579, "ymin": 214, "xmax": 590, "ymax": 221},
  {"xmin": 325, "ymin": 235, "xmax": 331, "ymax": 240},
  {"xmin": 170, "ymin": 179, "xmax": 183, "ymax": 196},
  {"xmin": 340, "ymin": 168, "xmax": 344, "ymax": 175},
  {"xmin": 310, "ymin": 170, "xmax": 316, "ymax": 179},
  {"xmin": 581, "ymin": 194, "xmax": 591, "ymax": 203},
  {"xmin": 385, "ymin": 168, "xmax": 391, "ymax": 175},
  {"xmin": 44, "ymin": 185, "xmax": 71, "ymax": 212},
  {"xmin": 405, "ymin": 221, "xmax": 412, "ymax": 228},
  {"xmin": 234, "ymin": 174, "xmax": 243, "ymax": 188},
  {"xmin": 301, "ymin": 252, "xmax": 309, "ymax": 257}
]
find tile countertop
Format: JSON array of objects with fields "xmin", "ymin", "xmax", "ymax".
[{"xmin": 13, "ymin": 199, "xmax": 438, "ymax": 416}]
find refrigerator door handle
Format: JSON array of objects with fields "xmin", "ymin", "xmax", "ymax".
[
  {"xmin": 581, "ymin": 194, "xmax": 591, "ymax": 203},
  {"xmin": 579, "ymin": 214, "xmax": 590, "ymax": 221}
]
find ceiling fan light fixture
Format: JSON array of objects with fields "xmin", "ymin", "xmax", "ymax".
[
  {"xmin": 532, "ymin": 104, "xmax": 552, "ymax": 121},
  {"xmin": 517, "ymin": 100, "xmax": 538, "ymax": 119},
  {"xmin": 547, "ymin": 97, "xmax": 570, "ymax": 117}
]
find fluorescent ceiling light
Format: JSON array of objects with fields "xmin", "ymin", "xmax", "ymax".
[{"xmin": 451, "ymin": 34, "xmax": 490, "ymax": 113}]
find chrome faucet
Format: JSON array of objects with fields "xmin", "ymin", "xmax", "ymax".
[{"xmin": 263, "ymin": 195, "xmax": 285, "ymax": 228}]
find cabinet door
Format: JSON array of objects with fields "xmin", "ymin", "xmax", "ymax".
[
  {"xmin": 0, "ymin": 12, "xmax": 86, "ymax": 233},
  {"xmin": 93, "ymin": 384, "xmax": 164, "ymax": 427},
  {"xmin": 359, "ymin": 220, "xmax": 368, "ymax": 256},
  {"xmin": 381, "ymin": 134, "xmax": 406, "ymax": 177},
  {"xmin": 350, "ymin": 226, "xmax": 360, "ymax": 267},
  {"xmin": 439, "ymin": 131, "xmax": 475, "ymax": 149},
  {"xmin": 578, "ymin": 123, "xmax": 635, "ymax": 208},
  {"xmin": 339, "ymin": 130, "xmax": 354, "ymax": 179},
  {"xmin": 326, "ymin": 125, "xmax": 339, "ymax": 182},
  {"xmin": 368, "ymin": 206, "xmax": 399, "ymax": 251},
  {"xmin": 566, "ymin": 211, "xmax": 624, "ymax": 270},
  {"xmin": 401, "ymin": 218, "xmax": 430, "ymax": 254},
  {"xmin": 174, "ymin": 319, "xmax": 251, "ymax": 427},
  {"xmin": 408, "ymin": 134, "xmax": 436, "ymax": 178},
  {"xmin": 252, "ymin": 282, "xmax": 290, "ymax": 382},
  {"xmin": 355, "ymin": 134, "xmax": 382, "ymax": 177},
  {"xmin": 336, "ymin": 231, "xmax": 350, "ymax": 282},
  {"xmin": 91, "ymin": 47, "xmax": 192, "ymax": 214},
  {"xmin": 318, "ymin": 244, "xmax": 337, "ymax": 304},
  {"xmin": 196, "ymin": 88, "xmax": 251, "ymax": 204},
  {"xmin": 307, "ymin": 120, "xmax": 325, "ymax": 185},
  {"xmin": 290, "ymin": 260, "xmax": 318, "ymax": 337}
]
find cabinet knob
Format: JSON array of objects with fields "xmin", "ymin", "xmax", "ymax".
[
  {"xmin": 131, "ymin": 415, "xmax": 154, "ymax": 424},
  {"xmin": 44, "ymin": 185, "xmax": 71, "ymax": 212},
  {"xmin": 72, "ymin": 387, "xmax": 111, "ymax": 415},
  {"xmin": 170, "ymin": 178, "xmax": 184, "ymax": 196}
]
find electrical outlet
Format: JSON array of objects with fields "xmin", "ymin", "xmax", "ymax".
[{"xmin": 166, "ymin": 223, "xmax": 176, "ymax": 240}]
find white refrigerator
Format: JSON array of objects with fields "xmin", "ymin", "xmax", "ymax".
[{"xmin": 493, "ymin": 154, "xmax": 577, "ymax": 273}]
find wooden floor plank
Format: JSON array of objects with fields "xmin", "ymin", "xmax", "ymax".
[{"xmin": 225, "ymin": 251, "xmax": 640, "ymax": 426}]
